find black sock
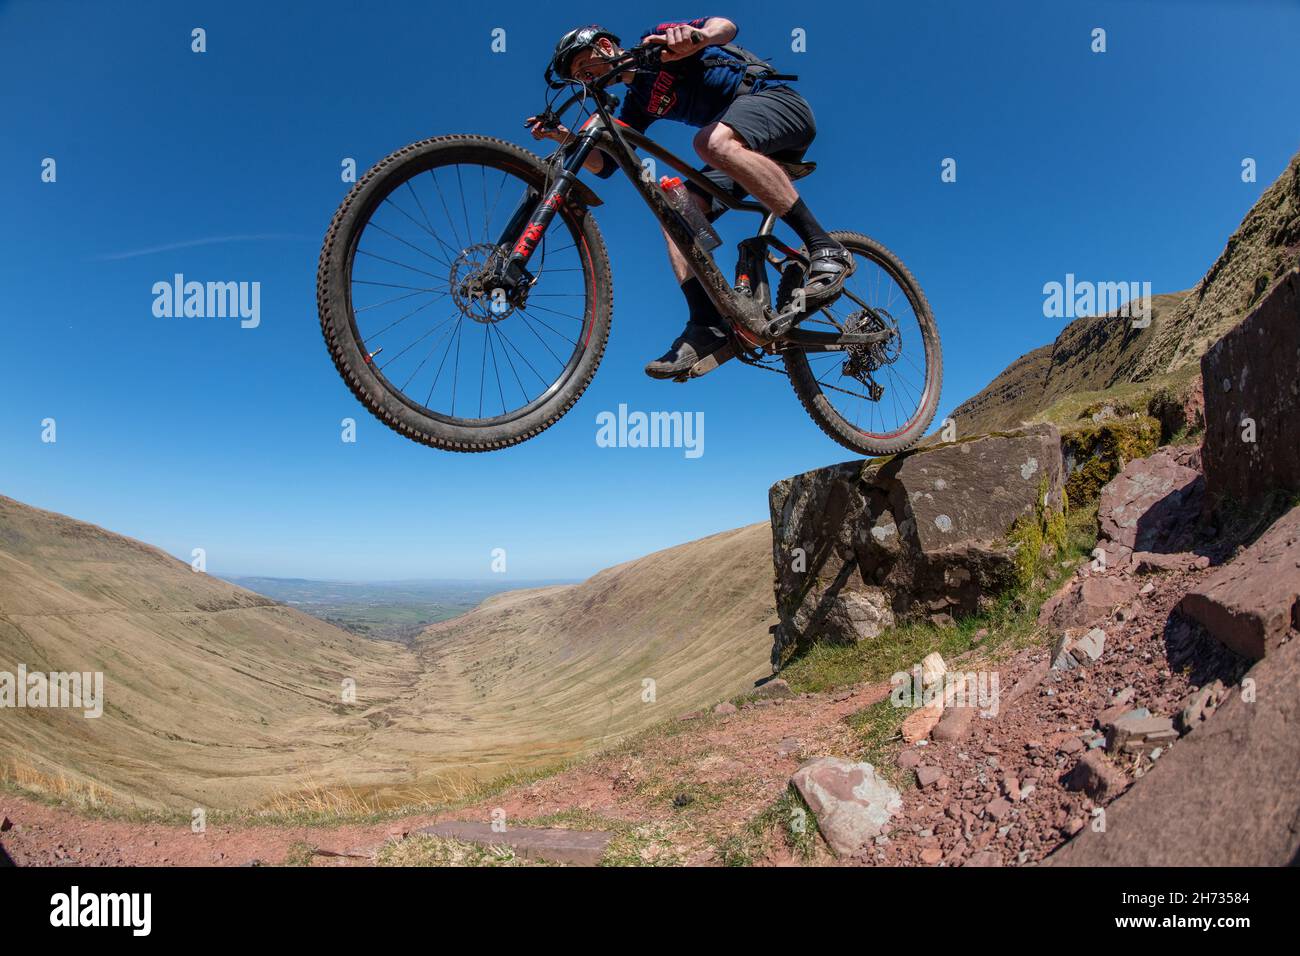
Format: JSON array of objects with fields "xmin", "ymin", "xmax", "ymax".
[
  {"xmin": 679, "ymin": 277, "xmax": 722, "ymax": 330},
  {"xmin": 781, "ymin": 198, "xmax": 837, "ymax": 250}
]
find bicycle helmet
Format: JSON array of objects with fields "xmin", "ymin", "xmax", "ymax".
[{"xmin": 546, "ymin": 24, "xmax": 621, "ymax": 87}]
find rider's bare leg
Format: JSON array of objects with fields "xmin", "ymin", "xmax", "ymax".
[
  {"xmin": 693, "ymin": 122, "xmax": 797, "ymax": 216},
  {"xmin": 693, "ymin": 121, "xmax": 853, "ymax": 297}
]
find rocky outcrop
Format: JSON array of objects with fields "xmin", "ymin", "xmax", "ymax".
[
  {"xmin": 1146, "ymin": 372, "xmax": 1205, "ymax": 442},
  {"xmin": 947, "ymin": 292, "xmax": 1190, "ymax": 439},
  {"xmin": 947, "ymin": 150, "xmax": 1300, "ymax": 441},
  {"xmin": 1179, "ymin": 505, "xmax": 1300, "ymax": 660},
  {"xmin": 1200, "ymin": 269, "xmax": 1300, "ymax": 512},
  {"xmin": 1136, "ymin": 153, "xmax": 1300, "ymax": 382},
  {"xmin": 1039, "ymin": 574, "xmax": 1141, "ymax": 632},
  {"xmin": 769, "ymin": 425, "xmax": 1065, "ymax": 665},
  {"xmin": 1036, "ymin": 442, "xmax": 1207, "ymax": 633}
]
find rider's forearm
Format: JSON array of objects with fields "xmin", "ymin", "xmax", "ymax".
[{"xmin": 701, "ymin": 17, "xmax": 737, "ymax": 44}]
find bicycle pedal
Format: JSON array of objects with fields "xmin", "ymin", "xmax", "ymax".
[
  {"xmin": 799, "ymin": 254, "xmax": 858, "ymax": 311},
  {"xmin": 686, "ymin": 343, "xmax": 735, "ymax": 379}
]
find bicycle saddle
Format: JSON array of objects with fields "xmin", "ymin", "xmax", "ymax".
[{"xmin": 769, "ymin": 148, "xmax": 817, "ymax": 181}]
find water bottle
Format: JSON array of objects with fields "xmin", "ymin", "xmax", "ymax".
[{"xmin": 659, "ymin": 176, "xmax": 722, "ymax": 251}]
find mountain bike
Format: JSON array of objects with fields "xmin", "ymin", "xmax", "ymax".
[{"xmin": 316, "ymin": 44, "xmax": 942, "ymax": 454}]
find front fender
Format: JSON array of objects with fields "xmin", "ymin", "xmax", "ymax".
[{"xmin": 571, "ymin": 180, "xmax": 603, "ymax": 208}]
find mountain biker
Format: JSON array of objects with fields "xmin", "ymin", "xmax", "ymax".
[{"xmin": 527, "ymin": 18, "xmax": 854, "ymax": 379}]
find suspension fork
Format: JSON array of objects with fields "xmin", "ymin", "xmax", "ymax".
[{"xmin": 492, "ymin": 129, "xmax": 599, "ymax": 293}]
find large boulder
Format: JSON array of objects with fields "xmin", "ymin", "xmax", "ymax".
[
  {"xmin": 1178, "ymin": 505, "xmax": 1300, "ymax": 660},
  {"xmin": 790, "ymin": 757, "xmax": 902, "ymax": 857},
  {"xmin": 1096, "ymin": 443, "xmax": 1204, "ymax": 560},
  {"xmin": 1200, "ymin": 269, "xmax": 1300, "ymax": 511},
  {"xmin": 1039, "ymin": 574, "xmax": 1141, "ymax": 631},
  {"xmin": 770, "ymin": 425, "xmax": 1065, "ymax": 665}
]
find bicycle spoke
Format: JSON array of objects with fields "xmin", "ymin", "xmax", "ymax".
[
  {"xmin": 368, "ymin": 216, "xmax": 456, "ymax": 270},
  {"xmin": 494, "ymin": 322, "xmax": 554, "ymax": 389},
  {"xmin": 524, "ymin": 301, "xmax": 585, "ymax": 322},
  {"xmin": 450, "ymin": 317, "xmax": 464, "ymax": 417},
  {"xmin": 455, "ymin": 165, "xmax": 475, "ymax": 254},
  {"xmin": 369, "ymin": 299, "xmax": 449, "ymax": 348},
  {"xmin": 516, "ymin": 310, "xmax": 567, "ymax": 366},
  {"xmin": 368, "ymin": 294, "xmax": 448, "ymax": 341},
  {"xmin": 378, "ymin": 313, "xmax": 458, "ymax": 373},
  {"xmin": 797, "ymin": 247, "xmax": 932, "ymax": 439},
  {"xmin": 354, "ymin": 279, "xmax": 440, "ymax": 292},
  {"xmin": 428, "ymin": 168, "xmax": 466, "ymax": 251},
  {"xmin": 427, "ymin": 314, "xmax": 466, "ymax": 406},
  {"xmin": 405, "ymin": 179, "xmax": 438, "ymax": 238},
  {"xmin": 490, "ymin": 322, "xmax": 531, "ymax": 406},
  {"xmin": 402, "ymin": 316, "xmax": 462, "ymax": 391},
  {"xmin": 356, "ymin": 248, "xmax": 444, "ymax": 281},
  {"xmin": 356, "ymin": 288, "xmax": 433, "ymax": 313},
  {"xmin": 517, "ymin": 307, "xmax": 578, "ymax": 348},
  {"xmin": 478, "ymin": 320, "xmax": 489, "ymax": 418}
]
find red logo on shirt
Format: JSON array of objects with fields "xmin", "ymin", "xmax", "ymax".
[{"xmin": 647, "ymin": 69, "xmax": 678, "ymax": 116}]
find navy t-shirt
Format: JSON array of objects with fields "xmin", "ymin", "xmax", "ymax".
[{"xmin": 591, "ymin": 18, "xmax": 776, "ymax": 178}]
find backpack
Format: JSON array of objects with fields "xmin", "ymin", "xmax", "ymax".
[{"xmin": 700, "ymin": 43, "xmax": 798, "ymax": 94}]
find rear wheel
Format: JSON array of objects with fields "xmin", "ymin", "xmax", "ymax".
[
  {"xmin": 779, "ymin": 231, "xmax": 942, "ymax": 456},
  {"xmin": 317, "ymin": 135, "xmax": 613, "ymax": 452}
]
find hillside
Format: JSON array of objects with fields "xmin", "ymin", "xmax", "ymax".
[
  {"xmin": 950, "ymin": 150, "xmax": 1300, "ymax": 437},
  {"xmin": 414, "ymin": 523, "xmax": 775, "ymax": 759},
  {"xmin": 0, "ymin": 496, "xmax": 774, "ymax": 810},
  {"xmin": 0, "ymin": 494, "xmax": 418, "ymax": 809}
]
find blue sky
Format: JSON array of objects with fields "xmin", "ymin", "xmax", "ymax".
[{"xmin": 3, "ymin": 0, "xmax": 1297, "ymax": 581}]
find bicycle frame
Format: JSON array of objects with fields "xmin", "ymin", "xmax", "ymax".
[{"xmin": 497, "ymin": 57, "xmax": 889, "ymax": 353}]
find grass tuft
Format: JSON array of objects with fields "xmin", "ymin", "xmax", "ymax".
[{"xmin": 716, "ymin": 786, "xmax": 821, "ymax": 866}]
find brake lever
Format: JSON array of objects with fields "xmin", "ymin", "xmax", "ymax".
[{"xmin": 530, "ymin": 108, "xmax": 560, "ymax": 131}]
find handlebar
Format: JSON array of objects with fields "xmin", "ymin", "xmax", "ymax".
[
  {"xmin": 530, "ymin": 44, "xmax": 665, "ymax": 137},
  {"xmin": 595, "ymin": 43, "xmax": 664, "ymax": 83},
  {"xmin": 538, "ymin": 42, "xmax": 663, "ymax": 109}
]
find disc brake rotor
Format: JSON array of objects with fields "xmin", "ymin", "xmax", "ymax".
[{"xmin": 451, "ymin": 242, "xmax": 519, "ymax": 323}]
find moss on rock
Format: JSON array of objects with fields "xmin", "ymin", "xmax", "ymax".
[
  {"xmin": 1060, "ymin": 416, "xmax": 1161, "ymax": 504},
  {"xmin": 1005, "ymin": 477, "xmax": 1070, "ymax": 589}
]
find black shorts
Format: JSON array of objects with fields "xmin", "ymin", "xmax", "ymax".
[{"xmin": 686, "ymin": 84, "xmax": 817, "ymax": 219}]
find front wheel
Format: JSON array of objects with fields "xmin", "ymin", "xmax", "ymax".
[
  {"xmin": 779, "ymin": 231, "xmax": 942, "ymax": 456},
  {"xmin": 317, "ymin": 135, "xmax": 613, "ymax": 452}
]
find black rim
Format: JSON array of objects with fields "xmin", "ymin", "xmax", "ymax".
[
  {"xmin": 343, "ymin": 154, "xmax": 594, "ymax": 429},
  {"xmin": 792, "ymin": 245, "xmax": 933, "ymax": 441}
]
